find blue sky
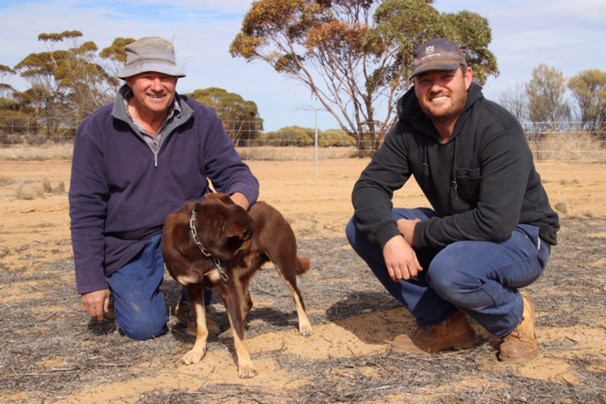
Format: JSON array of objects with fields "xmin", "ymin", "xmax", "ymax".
[{"xmin": 1, "ymin": 0, "xmax": 605, "ymax": 131}]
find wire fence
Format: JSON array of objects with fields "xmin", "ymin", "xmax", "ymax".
[{"xmin": 0, "ymin": 119, "xmax": 604, "ymax": 162}]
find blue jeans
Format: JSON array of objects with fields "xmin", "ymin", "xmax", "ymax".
[
  {"xmin": 107, "ymin": 233, "xmax": 168, "ymax": 340},
  {"xmin": 107, "ymin": 233, "xmax": 213, "ymax": 341},
  {"xmin": 346, "ymin": 208, "xmax": 551, "ymax": 337}
]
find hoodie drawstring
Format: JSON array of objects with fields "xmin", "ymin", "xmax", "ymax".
[{"xmin": 451, "ymin": 138, "xmax": 458, "ymax": 192}]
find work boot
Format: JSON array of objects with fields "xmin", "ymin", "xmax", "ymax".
[
  {"xmin": 392, "ymin": 311, "xmax": 479, "ymax": 354},
  {"xmin": 105, "ymin": 294, "xmax": 115, "ymax": 320},
  {"xmin": 499, "ymin": 295, "xmax": 539, "ymax": 362},
  {"xmin": 175, "ymin": 296, "xmax": 220, "ymax": 337}
]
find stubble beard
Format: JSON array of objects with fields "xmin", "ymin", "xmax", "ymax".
[{"xmin": 421, "ymin": 91, "xmax": 467, "ymax": 125}]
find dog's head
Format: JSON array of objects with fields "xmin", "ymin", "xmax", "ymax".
[{"xmin": 190, "ymin": 193, "xmax": 255, "ymax": 261}]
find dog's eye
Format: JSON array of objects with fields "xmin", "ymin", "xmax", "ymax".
[{"xmin": 226, "ymin": 236, "xmax": 245, "ymax": 251}]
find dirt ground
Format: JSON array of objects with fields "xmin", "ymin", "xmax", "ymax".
[{"xmin": 0, "ymin": 157, "xmax": 605, "ymax": 403}]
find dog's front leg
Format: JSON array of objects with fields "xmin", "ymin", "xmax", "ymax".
[
  {"xmin": 181, "ymin": 295, "xmax": 209, "ymax": 365},
  {"xmin": 223, "ymin": 288, "xmax": 256, "ymax": 378}
]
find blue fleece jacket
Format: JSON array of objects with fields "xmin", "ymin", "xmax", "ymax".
[{"xmin": 69, "ymin": 88, "xmax": 259, "ymax": 294}]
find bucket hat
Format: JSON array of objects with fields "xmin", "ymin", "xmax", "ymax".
[{"xmin": 117, "ymin": 36, "xmax": 186, "ymax": 79}]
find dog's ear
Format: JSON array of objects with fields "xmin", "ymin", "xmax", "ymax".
[
  {"xmin": 206, "ymin": 192, "xmax": 234, "ymax": 205},
  {"xmin": 226, "ymin": 220, "xmax": 254, "ymax": 241}
]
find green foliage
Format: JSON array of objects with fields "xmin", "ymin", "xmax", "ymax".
[
  {"xmin": 230, "ymin": 0, "xmax": 499, "ymax": 153},
  {"xmin": 261, "ymin": 125, "xmax": 314, "ymax": 146},
  {"xmin": 320, "ymin": 128, "xmax": 356, "ymax": 147},
  {"xmin": 0, "ymin": 110, "xmax": 36, "ymax": 144},
  {"xmin": 99, "ymin": 37, "xmax": 136, "ymax": 63},
  {"xmin": 187, "ymin": 87, "xmax": 263, "ymax": 145},
  {"xmin": 568, "ymin": 69, "xmax": 606, "ymax": 133},
  {"xmin": 260, "ymin": 126, "xmax": 355, "ymax": 147},
  {"xmin": 13, "ymin": 30, "xmax": 117, "ymax": 138},
  {"xmin": 0, "ymin": 110, "xmax": 32, "ymax": 132},
  {"xmin": 526, "ymin": 64, "xmax": 570, "ymax": 129},
  {"xmin": 2, "ymin": 32, "xmax": 268, "ymax": 145},
  {"xmin": 440, "ymin": 10, "xmax": 497, "ymax": 84}
]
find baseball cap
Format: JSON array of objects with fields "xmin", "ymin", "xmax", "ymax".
[
  {"xmin": 410, "ymin": 38, "xmax": 466, "ymax": 79},
  {"xmin": 117, "ymin": 36, "xmax": 186, "ymax": 79}
]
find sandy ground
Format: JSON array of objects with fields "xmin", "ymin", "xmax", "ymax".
[{"xmin": 1, "ymin": 157, "xmax": 605, "ymax": 403}]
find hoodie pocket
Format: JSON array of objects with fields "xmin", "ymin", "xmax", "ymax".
[{"xmin": 454, "ymin": 167, "xmax": 481, "ymax": 204}]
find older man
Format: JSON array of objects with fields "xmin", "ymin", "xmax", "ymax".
[
  {"xmin": 346, "ymin": 38, "xmax": 559, "ymax": 362},
  {"xmin": 70, "ymin": 37, "xmax": 259, "ymax": 340}
]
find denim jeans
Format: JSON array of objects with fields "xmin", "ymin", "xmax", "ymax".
[
  {"xmin": 346, "ymin": 208, "xmax": 551, "ymax": 337},
  {"xmin": 107, "ymin": 233, "xmax": 214, "ymax": 341},
  {"xmin": 107, "ymin": 233, "xmax": 168, "ymax": 340}
]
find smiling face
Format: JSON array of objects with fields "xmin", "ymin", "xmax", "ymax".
[
  {"xmin": 125, "ymin": 72, "xmax": 178, "ymax": 121},
  {"xmin": 413, "ymin": 67, "xmax": 473, "ymax": 128}
]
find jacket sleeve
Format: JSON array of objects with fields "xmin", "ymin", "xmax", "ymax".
[
  {"xmin": 352, "ymin": 127, "xmax": 411, "ymax": 248},
  {"xmin": 414, "ymin": 127, "xmax": 532, "ymax": 249},
  {"xmin": 200, "ymin": 111, "xmax": 259, "ymax": 205},
  {"xmin": 69, "ymin": 117, "xmax": 111, "ymax": 295}
]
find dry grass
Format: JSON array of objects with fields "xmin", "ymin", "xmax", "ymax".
[
  {"xmin": 14, "ymin": 180, "xmax": 45, "ymax": 200},
  {"xmin": 0, "ymin": 144, "xmax": 358, "ymax": 162},
  {"xmin": 528, "ymin": 132, "xmax": 605, "ymax": 162},
  {"xmin": 1, "ymin": 151, "xmax": 605, "ymax": 403},
  {"xmin": 2, "ymin": 133, "xmax": 602, "ymax": 163},
  {"xmin": 236, "ymin": 146, "xmax": 358, "ymax": 161},
  {"xmin": 0, "ymin": 143, "xmax": 74, "ymax": 161},
  {"xmin": 1, "ymin": 219, "xmax": 605, "ymax": 403}
]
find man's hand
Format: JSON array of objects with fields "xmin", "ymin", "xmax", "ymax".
[
  {"xmin": 230, "ymin": 192, "xmax": 250, "ymax": 211},
  {"xmin": 383, "ymin": 235, "xmax": 423, "ymax": 281},
  {"xmin": 81, "ymin": 289, "xmax": 111, "ymax": 322}
]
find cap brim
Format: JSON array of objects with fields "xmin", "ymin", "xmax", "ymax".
[
  {"xmin": 117, "ymin": 62, "xmax": 186, "ymax": 79},
  {"xmin": 410, "ymin": 61, "xmax": 462, "ymax": 79}
]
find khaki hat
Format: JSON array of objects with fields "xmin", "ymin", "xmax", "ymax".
[
  {"xmin": 117, "ymin": 36, "xmax": 186, "ymax": 79},
  {"xmin": 410, "ymin": 38, "xmax": 466, "ymax": 79}
]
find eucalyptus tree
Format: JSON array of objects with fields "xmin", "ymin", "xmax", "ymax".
[
  {"xmin": 525, "ymin": 64, "xmax": 570, "ymax": 132},
  {"xmin": 187, "ymin": 87, "xmax": 263, "ymax": 146},
  {"xmin": 14, "ymin": 30, "xmax": 118, "ymax": 138},
  {"xmin": 230, "ymin": 0, "xmax": 497, "ymax": 154},
  {"xmin": 0, "ymin": 64, "xmax": 15, "ymax": 99},
  {"xmin": 567, "ymin": 69, "xmax": 606, "ymax": 136}
]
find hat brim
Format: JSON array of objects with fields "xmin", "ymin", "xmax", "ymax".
[
  {"xmin": 410, "ymin": 61, "xmax": 462, "ymax": 79},
  {"xmin": 117, "ymin": 62, "xmax": 186, "ymax": 79}
]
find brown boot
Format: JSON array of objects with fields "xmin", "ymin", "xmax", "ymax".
[
  {"xmin": 105, "ymin": 295, "xmax": 115, "ymax": 320},
  {"xmin": 392, "ymin": 311, "xmax": 479, "ymax": 354},
  {"xmin": 175, "ymin": 297, "xmax": 220, "ymax": 337},
  {"xmin": 499, "ymin": 295, "xmax": 539, "ymax": 362}
]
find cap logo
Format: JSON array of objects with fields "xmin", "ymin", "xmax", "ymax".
[{"xmin": 425, "ymin": 45, "xmax": 435, "ymax": 55}]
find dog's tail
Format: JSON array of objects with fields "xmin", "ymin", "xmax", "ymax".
[{"xmin": 296, "ymin": 257, "xmax": 311, "ymax": 275}]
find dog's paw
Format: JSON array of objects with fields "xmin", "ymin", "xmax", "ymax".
[
  {"xmin": 181, "ymin": 347, "xmax": 206, "ymax": 365},
  {"xmin": 238, "ymin": 363, "xmax": 257, "ymax": 379},
  {"xmin": 299, "ymin": 324, "xmax": 313, "ymax": 337}
]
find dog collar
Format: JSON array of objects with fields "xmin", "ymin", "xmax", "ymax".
[{"xmin": 189, "ymin": 209, "xmax": 229, "ymax": 283}]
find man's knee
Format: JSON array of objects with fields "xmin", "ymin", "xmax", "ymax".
[
  {"xmin": 427, "ymin": 258, "xmax": 496, "ymax": 311},
  {"xmin": 117, "ymin": 313, "xmax": 167, "ymax": 341},
  {"xmin": 345, "ymin": 217, "xmax": 357, "ymax": 246}
]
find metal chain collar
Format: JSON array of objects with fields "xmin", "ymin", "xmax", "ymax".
[{"xmin": 189, "ymin": 209, "xmax": 229, "ymax": 283}]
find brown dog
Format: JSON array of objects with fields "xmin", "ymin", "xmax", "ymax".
[{"xmin": 162, "ymin": 193, "xmax": 313, "ymax": 378}]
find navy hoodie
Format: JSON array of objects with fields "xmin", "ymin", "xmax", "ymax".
[
  {"xmin": 352, "ymin": 83, "xmax": 559, "ymax": 250},
  {"xmin": 69, "ymin": 87, "xmax": 259, "ymax": 294}
]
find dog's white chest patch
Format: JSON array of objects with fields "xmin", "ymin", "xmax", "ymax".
[
  {"xmin": 176, "ymin": 274, "xmax": 200, "ymax": 286},
  {"xmin": 205, "ymin": 269, "xmax": 222, "ymax": 283}
]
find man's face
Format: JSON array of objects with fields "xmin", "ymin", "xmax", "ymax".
[
  {"xmin": 126, "ymin": 72, "xmax": 178, "ymax": 116},
  {"xmin": 413, "ymin": 67, "xmax": 473, "ymax": 123}
]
